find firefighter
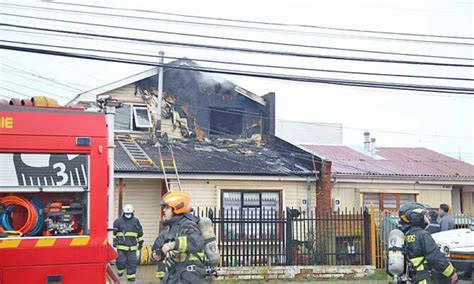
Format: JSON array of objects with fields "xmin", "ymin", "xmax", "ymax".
[
  {"xmin": 399, "ymin": 203, "xmax": 458, "ymax": 284},
  {"xmin": 152, "ymin": 192, "xmax": 206, "ymax": 284},
  {"xmin": 113, "ymin": 204, "xmax": 144, "ymax": 282}
]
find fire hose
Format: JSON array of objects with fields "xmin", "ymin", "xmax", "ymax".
[{"xmin": 0, "ymin": 195, "xmax": 40, "ymax": 236}]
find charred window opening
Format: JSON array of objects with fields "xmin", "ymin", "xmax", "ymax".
[{"xmin": 209, "ymin": 108, "xmax": 243, "ymax": 136}]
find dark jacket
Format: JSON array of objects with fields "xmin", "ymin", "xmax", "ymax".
[
  {"xmin": 153, "ymin": 213, "xmax": 205, "ymax": 284},
  {"xmin": 403, "ymin": 226, "xmax": 455, "ymax": 283},
  {"xmin": 113, "ymin": 216, "xmax": 144, "ymax": 250},
  {"xmin": 427, "ymin": 221, "xmax": 441, "ymax": 234}
]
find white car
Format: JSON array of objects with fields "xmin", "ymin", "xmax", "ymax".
[{"xmin": 432, "ymin": 226, "xmax": 474, "ymax": 280}]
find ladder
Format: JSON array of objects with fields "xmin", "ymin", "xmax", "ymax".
[
  {"xmin": 158, "ymin": 144, "xmax": 182, "ymax": 192},
  {"xmin": 117, "ymin": 135, "xmax": 156, "ymax": 169}
]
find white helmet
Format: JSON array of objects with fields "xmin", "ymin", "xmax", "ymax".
[{"xmin": 123, "ymin": 204, "xmax": 134, "ymax": 214}]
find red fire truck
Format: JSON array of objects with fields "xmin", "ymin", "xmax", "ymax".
[{"xmin": 0, "ymin": 97, "xmax": 117, "ymax": 283}]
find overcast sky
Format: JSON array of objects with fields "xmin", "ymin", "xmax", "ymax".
[{"xmin": 1, "ymin": 0, "xmax": 473, "ymax": 163}]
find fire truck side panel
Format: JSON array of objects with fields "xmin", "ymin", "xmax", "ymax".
[
  {"xmin": 0, "ymin": 106, "xmax": 115, "ymax": 282},
  {"xmin": 3, "ymin": 263, "xmax": 106, "ymax": 284}
]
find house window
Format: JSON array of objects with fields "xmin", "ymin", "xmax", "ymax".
[
  {"xmin": 222, "ymin": 191, "xmax": 280, "ymax": 241},
  {"xmin": 209, "ymin": 108, "xmax": 243, "ymax": 135},
  {"xmin": 115, "ymin": 104, "xmax": 152, "ymax": 132},
  {"xmin": 363, "ymin": 193, "xmax": 416, "ymax": 211}
]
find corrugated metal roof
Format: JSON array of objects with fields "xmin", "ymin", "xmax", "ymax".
[
  {"xmin": 300, "ymin": 145, "xmax": 474, "ymax": 178},
  {"xmin": 114, "ymin": 137, "xmax": 312, "ymax": 176}
]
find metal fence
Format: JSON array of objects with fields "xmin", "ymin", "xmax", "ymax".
[
  {"xmin": 195, "ymin": 207, "xmax": 371, "ymax": 267},
  {"xmin": 374, "ymin": 211, "xmax": 474, "ymax": 269}
]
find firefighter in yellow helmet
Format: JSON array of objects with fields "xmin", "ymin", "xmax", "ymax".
[{"xmin": 152, "ymin": 192, "xmax": 205, "ymax": 283}]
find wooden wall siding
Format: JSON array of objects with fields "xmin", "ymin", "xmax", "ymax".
[
  {"xmin": 461, "ymin": 192, "xmax": 474, "ymax": 215},
  {"xmin": 114, "ymin": 178, "xmax": 162, "ymax": 245},
  {"xmin": 106, "ymin": 84, "xmax": 144, "ymax": 104},
  {"xmin": 333, "ymin": 181, "xmax": 452, "ymax": 210},
  {"xmin": 173, "ymin": 179, "xmax": 315, "ymax": 209}
]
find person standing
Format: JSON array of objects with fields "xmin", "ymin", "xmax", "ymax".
[
  {"xmin": 152, "ymin": 191, "xmax": 206, "ymax": 283},
  {"xmin": 398, "ymin": 203, "xmax": 457, "ymax": 284},
  {"xmin": 427, "ymin": 210, "xmax": 440, "ymax": 234},
  {"xmin": 438, "ymin": 204, "xmax": 455, "ymax": 232},
  {"xmin": 113, "ymin": 204, "xmax": 144, "ymax": 282}
]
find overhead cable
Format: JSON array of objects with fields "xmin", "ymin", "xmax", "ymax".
[
  {"xmin": 1, "ymin": 3, "xmax": 473, "ymax": 46},
  {"xmin": 1, "ymin": 12, "xmax": 473, "ymax": 61},
  {"xmin": 46, "ymin": 1, "xmax": 474, "ymax": 40},
  {"xmin": 2, "ymin": 44, "xmax": 474, "ymax": 95},
  {"xmin": 3, "ymin": 39, "xmax": 473, "ymax": 82},
  {"xmin": 2, "ymin": 23, "xmax": 473, "ymax": 68}
]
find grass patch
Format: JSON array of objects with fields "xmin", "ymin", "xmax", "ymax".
[{"xmin": 365, "ymin": 269, "xmax": 388, "ymax": 280}]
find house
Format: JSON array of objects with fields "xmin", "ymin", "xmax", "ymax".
[
  {"xmin": 301, "ymin": 133, "xmax": 474, "ymax": 215},
  {"xmin": 71, "ymin": 59, "xmax": 320, "ymax": 246}
]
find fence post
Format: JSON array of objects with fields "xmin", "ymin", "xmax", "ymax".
[
  {"xmin": 363, "ymin": 207, "xmax": 371, "ymax": 265},
  {"xmin": 370, "ymin": 202, "xmax": 376, "ymax": 266},
  {"xmin": 285, "ymin": 208, "xmax": 294, "ymax": 265}
]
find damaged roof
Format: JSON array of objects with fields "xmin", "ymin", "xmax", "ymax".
[
  {"xmin": 301, "ymin": 145, "xmax": 474, "ymax": 178},
  {"xmin": 114, "ymin": 136, "xmax": 312, "ymax": 176}
]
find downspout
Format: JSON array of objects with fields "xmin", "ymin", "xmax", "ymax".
[{"xmin": 104, "ymin": 98, "xmax": 121, "ymax": 245}]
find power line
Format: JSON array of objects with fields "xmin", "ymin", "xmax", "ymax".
[
  {"xmin": 0, "ymin": 86, "xmax": 29, "ymax": 97},
  {"xmin": 0, "ymin": 62, "xmax": 84, "ymax": 91},
  {"xmin": 2, "ymin": 23, "xmax": 474, "ymax": 68},
  {"xmin": 2, "ymin": 3, "xmax": 473, "ymax": 46},
  {"xmin": 1, "ymin": 80, "xmax": 72, "ymax": 101},
  {"xmin": 3, "ymin": 39, "xmax": 473, "ymax": 83},
  {"xmin": 2, "ymin": 44, "xmax": 474, "ymax": 95},
  {"xmin": 49, "ymin": 0, "xmax": 474, "ymax": 41},
  {"xmin": 2, "ymin": 11, "xmax": 473, "ymax": 62}
]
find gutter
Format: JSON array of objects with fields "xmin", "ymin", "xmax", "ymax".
[{"xmin": 114, "ymin": 172, "xmax": 317, "ymax": 182}]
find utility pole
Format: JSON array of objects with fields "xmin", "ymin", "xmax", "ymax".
[{"xmin": 156, "ymin": 51, "xmax": 164, "ymax": 137}]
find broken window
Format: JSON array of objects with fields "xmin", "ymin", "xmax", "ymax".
[
  {"xmin": 209, "ymin": 108, "xmax": 242, "ymax": 136},
  {"xmin": 114, "ymin": 104, "xmax": 152, "ymax": 132}
]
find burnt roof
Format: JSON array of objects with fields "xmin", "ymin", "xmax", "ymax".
[{"xmin": 114, "ymin": 136, "xmax": 312, "ymax": 176}]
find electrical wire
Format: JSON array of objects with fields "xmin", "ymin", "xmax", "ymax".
[
  {"xmin": 2, "ymin": 11, "xmax": 473, "ymax": 61},
  {"xmin": 47, "ymin": 1, "xmax": 474, "ymax": 41},
  {"xmin": 2, "ymin": 3, "xmax": 473, "ymax": 46},
  {"xmin": 3, "ymin": 39, "xmax": 473, "ymax": 82},
  {"xmin": 2, "ymin": 44, "xmax": 473, "ymax": 95},
  {"xmin": 4, "ymin": 23, "xmax": 473, "ymax": 68}
]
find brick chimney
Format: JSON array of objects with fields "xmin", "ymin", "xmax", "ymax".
[{"xmin": 316, "ymin": 160, "xmax": 332, "ymax": 213}]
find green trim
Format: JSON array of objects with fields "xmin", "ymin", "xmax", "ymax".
[
  {"xmin": 177, "ymin": 236, "xmax": 187, "ymax": 252},
  {"xmin": 124, "ymin": 232, "xmax": 138, "ymax": 237},
  {"xmin": 442, "ymin": 263, "xmax": 455, "ymax": 277}
]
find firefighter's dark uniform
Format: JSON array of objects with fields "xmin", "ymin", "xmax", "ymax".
[
  {"xmin": 403, "ymin": 223, "xmax": 455, "ymax": 284},
  {"xmin": 152, "ymin": 212, "xmax": 205, "ymax": 284},
  {"xmin": 113, "ymin": 216, "xmax": 144, "ymax": 282}
]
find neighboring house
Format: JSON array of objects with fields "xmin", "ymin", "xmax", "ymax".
[
  {"xmin": 72, "ymin": 59, "xmax": 319, "ymax": 245},
  {"xmin": 301, "ymin": 137, "xmax": 474, "ymax": 215}
]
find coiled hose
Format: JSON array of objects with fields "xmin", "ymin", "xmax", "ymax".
[{"xmin": 0, "ymin": 195, "xmax": 38, "ymax": 235}]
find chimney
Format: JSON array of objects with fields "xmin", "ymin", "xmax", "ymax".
[
  {"xmin": 364, "ymin": 131, "xmax": 370, "ymax": 151},
  {"xmin": 370, "ymin": 138, "xmax": 376, "ymax": 157}
]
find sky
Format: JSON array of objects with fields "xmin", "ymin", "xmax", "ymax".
[{"xmin": 1, "ymin": 0, "xmax": 473, "ymax": 163}]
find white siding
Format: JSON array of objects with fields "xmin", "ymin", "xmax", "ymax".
[
  {"xmin": 114, "ymin": 178, "xmax": 162, "ymax": 245},
  {"xmin": 332, "ymin": 180, "xmax": 453, "ymax": 210}
]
